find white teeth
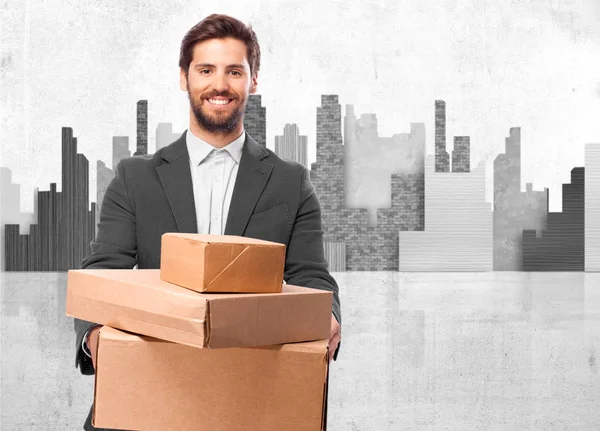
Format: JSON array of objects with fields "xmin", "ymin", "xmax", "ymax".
[{"xmin": 208, "ymin": 99, "xmax": 230, "ymax": 105}]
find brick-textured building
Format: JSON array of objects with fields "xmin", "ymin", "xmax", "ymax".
[
  {"xmin": 310, "ymin": 95, "xmax": 424, "ymax": 270},
  {"xmin": 435, "ymin": 100, "xmax": 450, "ymax": 172},
  {"xmin": 134, "ymin": 100, "xmax": 148, "ymax": 156},
  {"xmin": 585, "ymin": 143, "xmax": 600, "ymax": 271},
  {"xmin": 244, "ymin": 94, "xmax": 266, "ymax": 147},
  {"xmin": 274, "ymin": 123, "xmax": 308, "ymax": 167},
  {"xmin": 522, "ymin": 167, "xmax": 585, "ymax": 271},
  {"xmin": 493, "ymin": 127, "xmax": 548, "ymax": 270},
  {"xmin": 452, "ymin": 136, "xmax": 470, "ymax": 172}
]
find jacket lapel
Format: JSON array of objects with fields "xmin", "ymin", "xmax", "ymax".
[
  {"xmin": 155, "ymin": 132, "xmax": 198, "ymax": 233},
  {"xmin": 225, "ymin": 133, "xmax": 273, "ymax": 236}
]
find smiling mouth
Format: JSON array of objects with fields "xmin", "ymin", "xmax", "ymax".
[{"xmin": 206, "ymin": 98, "xmax": 234, "ymax": 105}]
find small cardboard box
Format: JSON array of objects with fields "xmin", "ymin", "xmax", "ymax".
[
  {"xmin": 66, "ymin": 269, "xmax": 332, "ymax": 349},
  {"xmin": 92, "ymin": 326, "xmax": 330, "ymax": 431},
  {"xmin": 160, "ymin": 233, "xmax": 286, "ymax": 293}
]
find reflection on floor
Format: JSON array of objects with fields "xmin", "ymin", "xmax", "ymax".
[{"xmin": 1, "ymin": 271, "xmax": 599, "ymax": 430}]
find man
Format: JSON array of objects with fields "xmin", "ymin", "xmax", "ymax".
[{"xmin": 74, "ymin": 13, "xmax": 342, "ymax": 431}]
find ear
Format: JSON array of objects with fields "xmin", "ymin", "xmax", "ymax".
[
  {"xmin": 249, "ymin": 73, "xmax": 258, "ymax": 94},
  {"xmin": 179, "ymin": 68, "xmax": 188, "ymax": 92}
]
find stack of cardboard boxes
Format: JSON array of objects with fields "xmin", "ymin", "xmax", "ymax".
[{"xmin": 66, "ymin": 233, "xmax": 333, "ymax": 430}]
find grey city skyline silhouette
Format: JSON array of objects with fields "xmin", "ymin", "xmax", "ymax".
[{"xmin": 1, "ymin": 95, "xmax": 598, "ymax": 272}]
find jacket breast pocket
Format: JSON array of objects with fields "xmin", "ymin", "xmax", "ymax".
[{"xmin": 244, "ymin": 202, "xmax": 292, "ymax": 244}]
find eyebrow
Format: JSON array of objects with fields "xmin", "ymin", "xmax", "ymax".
[{"xmin": 194, "ymin": 63, "xmax": 246, "ymax": 69}]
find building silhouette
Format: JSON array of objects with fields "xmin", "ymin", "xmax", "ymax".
[
  {"xmin": 134, "ymin": 100, "xmax": 148, "ymax": 156},
  {"xmin": 156, "ymin": 123, "xmax": 182, "ymax": 151},
  {"xmin": 585, "ymin": 143, "xmax": 600, "ymax": 271},
  {"xmin": 112, "ymin": 136, "xmax": 130, "ymax": 169},
  {"xmin": 95, "ymin": 136, "xmax": 131, "ymax": 233},
  {"xmin": 310, "ymin": 95, "xmax": 424, "ymax": 271},
  {"xmin": 0, "ymin": 168, "xmax": 36, "ymax": 271},
  {"xmin": 435, "ymin": 100, "xmax": 450, "ymax": 172},
  {"xmin": 399, "ymin": 154, "xmax": 493, "ymax": 271},
  {"xmin": 522, "ymin": 167, "xmax": 585, "ymax": 271},
  {"xmin": 274, "ymin": 123, "xmax": 308, "ymax": 167},
  {"xmin": 452, "ymin": 136, "xmax": 470, "ymax": 172},
  {"xmin": 344, "ymin": 105, "xmax": 425, "ymax": 226},
  {"xmin": 5, "ymin": 127, "xmax": 96, "ymax": 271},
  {"xmin": 244, "ymin": 94, "xmax": 266, "ymax": 147},
  {"xmin": 493, "ymin": 127, "xmax": 548, "ymax": 270}
]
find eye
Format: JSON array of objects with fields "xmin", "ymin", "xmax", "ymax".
[
  {"xmin": 229, "ymin": 70, "xmax": 242, "ymax": 76},
  {"xmin": 199, "ymin": 69, "xmax": 211, "ymax": 74}
]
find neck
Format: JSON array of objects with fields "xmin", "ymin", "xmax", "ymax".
[{"xmin": 188, "ymin": 113, "xmax": 244, "ymax": 148}]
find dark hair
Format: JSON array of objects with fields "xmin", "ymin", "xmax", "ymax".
[{"xmin": 179, "ymin": 14, "xmax": 261, "ymax": 77}]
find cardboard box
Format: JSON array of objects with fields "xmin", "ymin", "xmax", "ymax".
[
  {"xmin": 92, "ymin": 326, "xmax": 329, "ymax": 431},
  {"xmin": 66, "ymin": 269, "xmax": 332, "ymax": 349},
  {"xmin": 160, "ymin": 233, "xmax": 286, "ymax": 293}
]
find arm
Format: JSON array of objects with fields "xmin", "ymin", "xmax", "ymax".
[
  {"xmin": 284, "ymin": 167, "xmax": 342, "ymax": 359},
  {"xmin": 74, "ymin": 160, "xmax": 138, "ymax": 375}
]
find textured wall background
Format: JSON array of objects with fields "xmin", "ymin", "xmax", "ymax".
[{"xmin": 2, "ymin": 0, "xmax": 600, "ymax": 215}]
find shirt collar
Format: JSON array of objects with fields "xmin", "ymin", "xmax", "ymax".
[{"xmin": 186, "ymin": 129, "xmax": 245, "ymax": 166}]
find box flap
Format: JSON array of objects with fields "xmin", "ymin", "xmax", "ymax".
[
  {"xmin": 204, "ymin": 243, "xmax": 249, "ymax": 287},
  {"xmin": 204, "ymin": 243, "xmax": 285, "ymax": 291},
  {"xmin": 66, "ymin": 270, "xmax": 209, "ymax": 348},
  {"xmin": 68, "ymin": 269, "xmax": 208, "ymax": 316}
]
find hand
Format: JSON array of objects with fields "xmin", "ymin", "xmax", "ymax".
[
  {"xmin": 87, "ymin": 326, "xmax": 103, "ymax": 370},
  {"xmin": 328, "ymin": 314, "xmax": 341, "ymax": 363}
]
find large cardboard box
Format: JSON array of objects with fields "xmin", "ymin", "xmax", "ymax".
[
  {"xmin": 66, "ymin": 269, "xmax": 332, "ymax": 349},
  {"xmin": 160, "ymin": 233, "xmax": 286, "ymax": 293},
  {"xmin": 92, "ymin": 326, "xmax": 329, "ymax": 431}
]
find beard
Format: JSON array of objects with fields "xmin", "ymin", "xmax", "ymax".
[{"xmin": 187, "ymin": 83, "xmax": 245, "ymax": 134}]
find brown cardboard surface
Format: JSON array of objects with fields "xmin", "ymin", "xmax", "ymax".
[
  {"xmin": 93, "ymin": 326, "xmax": 329, "ymax": 431},
  {"xmin": 160, "ymin": 233, "xmax": 286, "ymax": 293},
  {"xmin": 66, "ymin": 269, "xmax": 332, "ymax": 349}
]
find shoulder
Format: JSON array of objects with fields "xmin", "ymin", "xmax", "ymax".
[{"xmin": 116, "ymin": 149, "xmax": 167, "ymax": 173}]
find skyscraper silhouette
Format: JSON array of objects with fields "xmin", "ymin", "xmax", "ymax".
[
  {"xmin": 452, "ymin": 136, "xmax": 470, "ymax": 172},
  {"xmin": 274, "ymin": 123, "xmax": 308, "ymax": 166},
  {"xmin": 585, "ymin": 143, "xmax": 600, "ymax": 271},
  {"xmin": 523, "ymin": 167, "xmax": 585, "ymax": 271},
  {"xmin": 493, "ymin": 127, "xmax": 548, "ymax": 270},
  {"xmin": 311, "ymin": 95, "xmax": 423, "ymax": 270},
  {"xmin": 113, "ymin": 136, "xmax": 130, "ymax": 168},
  {"xmin": 0, "ymin": 168, "xmax": 36, "ymax": 271},
  {"xmin": 344, "ymin": 105, "xmax": 425, "ymax": 226},
  {"xmin": 134, "ymin": 100, "xmax": 148, "ymax": 156},
  {"xmin": 435, "ymin": 100, "xmax": 450, "ymax": 172},
  {"xmin": 4, "ymin": 127, "xmax": 96, "ymax": 271},
  {"xmin": 155, "ymin": 123, "xmax": 182, "ymax": 151},
  {"xmin": 243, "ymin": 94, "xmax": 266, "ymax": 147}
]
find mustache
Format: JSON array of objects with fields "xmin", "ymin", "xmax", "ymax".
[{"xmin": 203, "ymin": 91, "xmax": 237, "ymax": 99}]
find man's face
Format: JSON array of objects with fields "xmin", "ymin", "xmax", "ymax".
[{"xmin": 180, "ymin": 37, "xmax": 257, "ymax": 134}]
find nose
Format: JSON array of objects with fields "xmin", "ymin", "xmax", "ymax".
[{"xmin": 213, "ymin": 71, "xmax": 229, "ymax": 93}]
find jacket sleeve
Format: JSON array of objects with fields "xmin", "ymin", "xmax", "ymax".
[
  {"xmin": 283, "ymin": 167, "xmax": 342, "ymax": 359},
  {"xmin": 74, "ymin": 160, "xmax": 138, "ymax": 375}
]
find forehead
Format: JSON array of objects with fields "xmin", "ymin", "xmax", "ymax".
[{"xmin": 191, "ymin": 37, "xmax": 250, "ymax": 67}]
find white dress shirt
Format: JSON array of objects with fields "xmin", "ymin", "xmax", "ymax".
[
  {"xmin": 186, "ymin": 129, "xmax": 245, "ymax": 235},
  {"xmin": 82, "ymin": 129, "xmax": 246, "ymax": 359}
]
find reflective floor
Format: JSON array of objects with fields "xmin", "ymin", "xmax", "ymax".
[{"xmin": 2, "ymin": 271, "xmax": 599, "ymax": 430}]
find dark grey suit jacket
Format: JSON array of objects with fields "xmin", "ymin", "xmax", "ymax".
[{"xmin": 74, "ymin": 131, "xmax": 341, "ymax": 431}]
